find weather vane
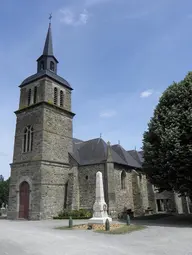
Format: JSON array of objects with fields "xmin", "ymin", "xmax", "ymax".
[{"xmin": 49, "ymin": 13, "xmax": 52, "ymax": 23}]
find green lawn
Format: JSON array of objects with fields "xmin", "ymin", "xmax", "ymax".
[
  {"xmin": 55, "ymin": 226, "xmax": 74, "ymax": 230},
  {"xmin": 95, "ymin": 224, "xmax": 146, "ymax": 235},
  {"xmin": 55, "ymin": 224, "xmax": 146, "ymax": 235}
]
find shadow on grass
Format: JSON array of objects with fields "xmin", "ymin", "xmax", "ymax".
[
  {"xmin": 55, "ymin": 226, "xmax": 74, "ymax": 230},
  {"xmin": 128, "ymin": 214, "xmax": 192, "ymax": 228}
]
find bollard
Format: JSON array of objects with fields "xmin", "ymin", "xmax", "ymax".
[
  {"xmin": 126, "ymin": 214, "xmax": 131, "ymax": 225},
  {"xmin": 105, "ymin": 219, "xmax": 110, "ymax": 231},
  {"xmin": 69, "ymin": 216, "xmax": 73, "ymax": 228}
]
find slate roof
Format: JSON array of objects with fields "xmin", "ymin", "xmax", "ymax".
[
  {"xmin": 43, "ymin": 23, "xmax": 53, "ymax": 56},
  {"xmin": 20, "ymin": 69, "xmax": 72, "ymax": 89},
  {"xmin": 71, "ymin": 138, "xmax": 142, "ymax": 168},
  {"xmin": 112, "ymin": 145, "xmax": 142, "ymax": 168},
  {"xmin": 20, "ymin": 23, "xmax": 70, "ymax": 89},
  {"xmin": 36, "ymin": 22, "xmax": 59, "ymax": 63},
  {"xmin": 127, "ymin": 150, "xmax": 144, "ymax": 164}
]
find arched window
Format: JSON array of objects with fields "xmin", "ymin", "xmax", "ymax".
[
  {"xmin": 23, "ymin": 128, "xmax": 28, "ymax": 152},
  {"xmin": 60, "ymin": 90, "xmax": 64, "ymax": 107},
  {"xmin": 28, "ymin": 89, "xmax": 31, "ymax": 106},
  {"xmin": 40, "ymin": 61, "xmax": 44, "ymax": 70},
  {"xmin": 121, "ymin": 170, "xmax": 126, "ymax": 190},
  {"xmin": 64, "ymin": 181, "xmax": 68, "ymax": 209},
  {"xmin": 33, "ymin": 86, "xmax": 37, "ymax": 104},
  {"xmin": 50, "ymin": 61, "xmax": 54, "ymax": 71},
  {"xmin": 50, "ymin": 61, "xmax": 55, "ymax": 71},
  {"xmin": 23, "ymin": 126, "xmax": 33, "ymax": 153},
  {"xmin": 54, "ymin": 87, "xmax": 58, "ymax": 105}
]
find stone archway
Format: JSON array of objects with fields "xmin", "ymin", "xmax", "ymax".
[{"xmin": 19, "ymin": 181, "xmax": 30, "ymax": 219}]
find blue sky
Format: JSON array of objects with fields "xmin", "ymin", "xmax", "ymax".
[{"xmin": 1, "ymin": 0, "xmax": 192, "ymax": 179}]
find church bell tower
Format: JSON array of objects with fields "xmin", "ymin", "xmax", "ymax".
[{"xmin": 7, "ymin": 19, "xmax": 75, "ymax": 220}]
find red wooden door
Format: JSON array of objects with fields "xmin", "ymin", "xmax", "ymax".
[{"xmin": 19, "ymin": 181, "xmax": 29, "ymax": 219}]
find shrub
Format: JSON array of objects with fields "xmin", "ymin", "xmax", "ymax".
[{"xmin": 53, "ymin": 209, "xmax": 92, "ymax": 220}]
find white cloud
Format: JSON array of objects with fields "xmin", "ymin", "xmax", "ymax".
[
  {"xmin": 100, "ymin": 110, "xmax": 117, "ymax": 118},
  {"xmin": 79, "ymin": 9, "xmax": 89, "ymax": 24},
  {"xmin": 59, "ymin": 8, "xmax": 89, "ymax": 26},
  {"xmin": 58, "ymin": 0, "xmax": 111, "ymax": 25},
  {"xmin": 140, "ymin": 90, "xmax": 153, "ymax": 98}
]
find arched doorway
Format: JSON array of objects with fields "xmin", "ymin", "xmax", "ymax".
[{"xmin": 19, "ymin": 181, "xmax": 30, "ymax": 219}]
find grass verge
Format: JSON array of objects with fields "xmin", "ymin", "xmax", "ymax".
[
  {"xmin": 95, "ymin": 224, "xmax": 146, "ymax": 235},
  {"xmin": 55, "ymin": 226, "xmax": 74, "ymax": 230}
]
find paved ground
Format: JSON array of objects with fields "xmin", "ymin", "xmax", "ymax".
[{"xmin": 0, "ymin": 218, "xmax": 192, "ymax": 255}]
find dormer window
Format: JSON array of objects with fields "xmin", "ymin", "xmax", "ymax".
[
  {"xmin": 40, "ymin": 61, "xmax": 44, "ymax": 70},
  {"xmin": 50, "ymin": 61, "xmax": 54, "ymax": 71}
]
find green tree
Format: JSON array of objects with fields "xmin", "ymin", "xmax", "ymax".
[
  {"xmin": 0, "ymin": 176, "xmax": 10, "ymax": 205},
  {"xmin": 143, "ymin": 72, "xmax": 192, "ymax": 199},
  {"xmin": 0, "ymin": 175, "xmax": 4, "ymax": 182}
]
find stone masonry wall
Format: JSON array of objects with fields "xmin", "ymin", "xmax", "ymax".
[
  {"xmin": 140, "ymin": 174, "xmax": 149, "ymax": 210},
  {"xmin": 132, "ymin": 171, "xmax": 144, "ymax": 216},
  {"xmin": 113, "ymin": 165, "xmax": 134, "ymax": 216},
  {"xmin": 78, "ymin": 164, "xmax": 105, "ymax": 210},
  {"xmin": 42, "ymin": 104, "xmax": 73, "ymax": 163},
  {"xmin": 8, "ymin": 161, "xmax": 42, "ymax": 220},
  {"xmin": 147, "ymin": 183, "xmax": 157, "ymax": 212},
  {"xmin": 67, "ymin": 165, "xmax": 79, "ymax": 210},
  {"xmin": 104, "ymin": 162, "xmax": 116, "ymax": 216},
  {"xmin": 44, "ymin": 79, "xmax": 71, "ymax": 112},
  {"xmin": 19, "ymin": 80, "xmax": 45, "ymax": 109},
  {"xmin": 40, "ymin": 162, "xmax": 69, "ymax": 219},
  {"xmin": 19, "ymin": 77, "xmax": 72, "ymax": 113},
  {"xmin": 13, "ymin": 106, "xmax": 44, "ymax": 163}
]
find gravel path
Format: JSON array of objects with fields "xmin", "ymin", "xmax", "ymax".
[{"xmin": 0, "ymin": 219, "xmax": 192, "ymax": 255}]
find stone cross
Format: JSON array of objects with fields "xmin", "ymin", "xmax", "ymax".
[{"xmin": 89, "ymin": 171, "xmax": 112, "ymax": 224}]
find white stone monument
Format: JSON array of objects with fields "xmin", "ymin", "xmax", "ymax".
[
  {"xmin": 89, "ymin": 171, "xmax": 112, "ymax": 224},
  {"xmin": 1, "ymin": 203, "xmax": 6, "ymax": 217}
]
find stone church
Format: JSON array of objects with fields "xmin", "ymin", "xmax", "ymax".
[{"xmin": 7, "ymin": 22, "xmax": 188, "ymax": 220}]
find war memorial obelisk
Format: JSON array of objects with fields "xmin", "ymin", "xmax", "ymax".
[{"xmin": 89, "ymin": 171, "xmax": 112, "ymax": 224}]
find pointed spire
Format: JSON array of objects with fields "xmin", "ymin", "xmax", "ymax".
[
  {"xmin": 43, "ymin": 22, "xmax": 53, "ymax": 56},
  {"xmin": 37, "ymin": 16, "xmax": 58, "ymax": 73}
]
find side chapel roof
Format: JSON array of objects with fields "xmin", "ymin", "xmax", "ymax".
[{"xmin": 70, "ymin": 138, "xmax": 143, "ymax": 168}]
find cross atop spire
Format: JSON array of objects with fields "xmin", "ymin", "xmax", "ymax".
[
  {"xmin": 43, "ymin": 20, "xmax": 53, "ymax": 56},
  {"xmin": 49, "ymin": 13, "xmax": 52, "ymax": 24},
  {"xmin": 36, "ymin": 18, "xmax": 58, "ymax": 73}
]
